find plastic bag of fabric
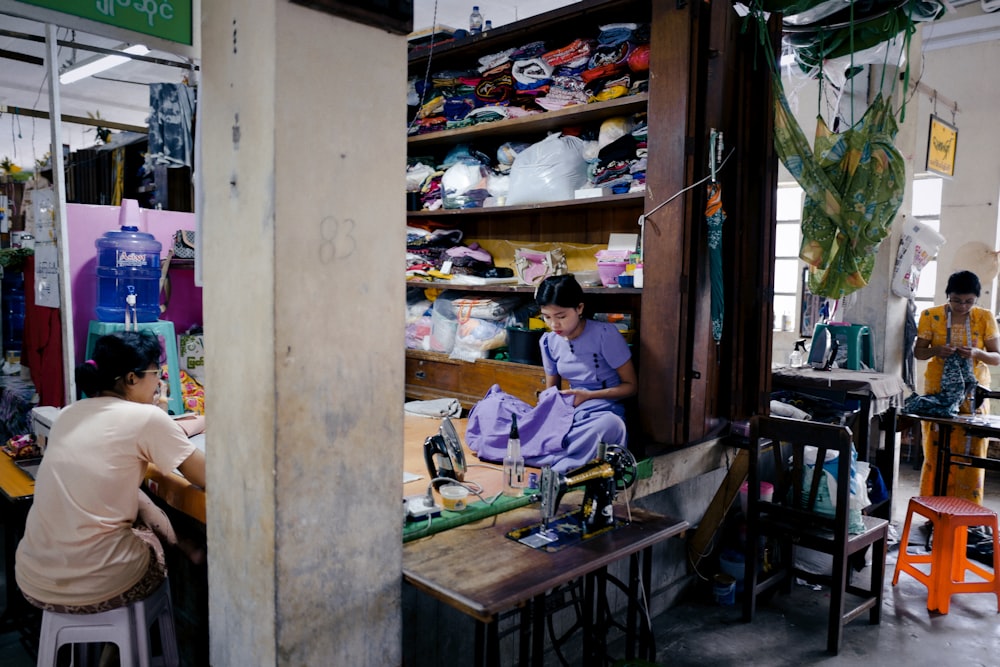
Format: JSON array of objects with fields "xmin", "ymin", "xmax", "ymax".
[
  {"xmin": 450, "ymin": 318, "xmax": 508, "ymax": 361},
  {"xmin": 506, "ymin": 134, "xmax": 589, "ymax": 205},
  {"xmin": 798, "ymin": 444, "xmax": 869, "ymax": 534},
  {"xmin": 405, "ymin": 299, "xmax": 433, "ymax": 350},
  {"xmin": 442, "ymin": 162, "xmax": 489, "ymax": 209},
  {"xmin": 445, "ymin": 293, "xmax": 523, "ymax": 322}
]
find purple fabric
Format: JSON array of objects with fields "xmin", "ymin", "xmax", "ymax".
[
  {"xmin": 541, "ymin": 320, "xmax": 631, "ymax": 391},
  {"xmin": 467, "ymin": 385, "xmax": 576, "ymax": 464}
]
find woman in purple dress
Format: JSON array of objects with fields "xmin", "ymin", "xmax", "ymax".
[
  {"xmin": 535, "ymin": 274, "xmax": 637, "ymax": 468},
  {"xmin": 466, "ymin": 275, "xmax": 636, "ymax": 472}
]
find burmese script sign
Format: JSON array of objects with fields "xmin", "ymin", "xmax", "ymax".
[
  {"xmin": 17, "ymin": 0, "xmax": 192, "ymax": 45},
  {"xmin": 926, "ymin": 114, "xmax": 958, "ymax": 179}
]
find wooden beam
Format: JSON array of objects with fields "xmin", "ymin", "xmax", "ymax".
[
  {"xmin": 0, "ymin": 105, "xmax": 147, "ymax": 134},
  {"xmin": 631, "ymin": 437, "xmax": 735, "ymax": 498},
  {"xmin": 687, "ymin": 449, "xmax": 748, "ymax": 571}
]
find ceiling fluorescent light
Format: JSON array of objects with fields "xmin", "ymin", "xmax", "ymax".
[{"xmin": 59, "ymin": 44, "xmax": 150, "ymax": 85}]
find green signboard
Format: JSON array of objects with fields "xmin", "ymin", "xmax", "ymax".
[{"xmin": 17, "ymin": 0, "xmax": 192, "ymax": 45}]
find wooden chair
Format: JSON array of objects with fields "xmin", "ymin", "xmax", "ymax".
[{"xmin": 742, "ymin": 415, "xmax": 889, "ymax": 655}]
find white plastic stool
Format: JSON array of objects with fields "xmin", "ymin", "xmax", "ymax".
[{"xmin": 36, "ymin": 579, "xmax": 179, "ymax": 667}]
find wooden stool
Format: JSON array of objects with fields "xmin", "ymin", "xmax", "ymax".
[
  {"xmin": 36, "ymin": 578, "xmax": 179, "ymax": 667},
  {"xmin": 892, "ymin": 496, "xmax": 1000, "ymax": 613}
]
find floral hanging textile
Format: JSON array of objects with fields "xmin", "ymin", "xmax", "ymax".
[{"xmin": 773, "ymin": 79, "xmax": 905, "ymax": 298}]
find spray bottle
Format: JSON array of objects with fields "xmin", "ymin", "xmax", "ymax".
[
  {"xmin": 503, "ymin": 414, "xmax": 525, "ymax": 497},
  {"xmin": 789, "ymin": 339, "xmax": 807, "ymax": 368}
]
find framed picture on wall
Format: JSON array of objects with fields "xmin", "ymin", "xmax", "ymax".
[{"xmin": 926, "ymin": 114, "xmax": 958, "ymax": 179}]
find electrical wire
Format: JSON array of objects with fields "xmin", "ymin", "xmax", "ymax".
[
  {"xmin": 642, "ymin": 146, "xmax": 736, "ymax": 222},
  {"xmin": 406, "ymin": 0, "xmax": 440, "ymax": 135}
]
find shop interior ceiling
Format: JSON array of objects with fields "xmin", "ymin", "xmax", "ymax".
[{"xmin": 0, "ymin": 0, "xmax": 996, "ymax": 170}]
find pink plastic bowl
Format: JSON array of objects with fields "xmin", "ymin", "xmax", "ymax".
[{"xmin": 597, "ymin": 261, "xmax": 626, "ymax": 287}]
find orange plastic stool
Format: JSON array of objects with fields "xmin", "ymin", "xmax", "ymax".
[{"xmin": 893, "ymin": 496, "xmax": 1000, "ymax": 613}]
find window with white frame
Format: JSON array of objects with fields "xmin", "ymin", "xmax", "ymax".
[
  {"xmin": 910, "ymin": 176, "xmax": 943, "ymax": 313},
  {"xmin": 773, "ymin": 185, "xmax": 804, "ymax": 331}
]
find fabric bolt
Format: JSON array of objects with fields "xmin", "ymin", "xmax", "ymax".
[
  {"xmin": 512, "ymin": 58, "xmax": 554, "ymax": 88},
  {"xmin": 15, "ymin": 398, "xmax": 196, "ymax": 607},
  {"xmin": 913, "ymin": 304, "xmax": 1000, "ymax": 503},
  {"xmin": 443, "ymin": 97, "xmax": 476, "ymax": 121},
  {"xmin": 592, "ymin": 161, "xmax": 632, "ymax": 185},
  {"xmin": 510, "ymin": 41, "xmax": 548, "ymax": 61},
  {"xmin": 466, "ymin": 106, "xmax": 509, "ymax": 125},
  {"xmin": 542, "ymin": 38, "xmax": 596, "ymax": 68},
  {"xmin": 478, "ymin": 47, "xmax": 516, "ymax": 73},
  {"xmin": 404, "ymin": 398, "xmax": 462, "ymax": 418},
  {"xmin": 475, "ymin": 65, "xmax": 516, "ymax": 105},
  {"xmin": 597, "ymin": 23, "xmax": 639, "ymax": 46},
  {"xmin": 598, "ymin": 133, "xmax": 638, "ymax": 162},
  {"xmin": 147, "ymin": 83, "xmax": 195, "ymax": 168},
  {"xmin": 588, "ymin": 41, "xmax": 633, "ymax": 70}
]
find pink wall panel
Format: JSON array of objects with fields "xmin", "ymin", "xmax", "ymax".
[{"xmin": 67, "ymin": 202, "xmax": 202, "ymax": 363}]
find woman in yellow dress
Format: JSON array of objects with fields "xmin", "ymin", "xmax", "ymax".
[{"xmin": 914, "ymin": 270, "xmax": 1000, "ymax": 502}]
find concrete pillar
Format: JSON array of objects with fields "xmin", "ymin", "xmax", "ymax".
[{"xmin": 200, "ymin": 3, "xmax": 405, "ymax": 664}]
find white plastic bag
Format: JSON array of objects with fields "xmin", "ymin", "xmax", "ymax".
[
  {"xmin": 891, "ymin": 220, "xmax": 946, "ymax": 298},
  {"xmin": 506, "ymin": 134, "xmax": 589, "ymax": 205}
]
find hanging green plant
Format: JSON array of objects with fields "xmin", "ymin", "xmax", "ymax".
[
  {"xmin": 87, "ymin": 111, "xmax": 113, "ymax": 144},
  {"xmin": 0, "ymin": 157, "xmax": 31, "ymax": 182},
  {"xmin": 0, "ymin": 247, "xmax": 34, "ymax": 272}
]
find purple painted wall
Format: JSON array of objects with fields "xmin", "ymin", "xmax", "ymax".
[{"xmin": 67, "ymin": 202, "xmax": 202, "ymax": 364}]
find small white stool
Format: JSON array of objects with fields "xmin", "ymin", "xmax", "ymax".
[{"xmin": 36, "ymin": 579, "xmax": 179, "ymax": 667}]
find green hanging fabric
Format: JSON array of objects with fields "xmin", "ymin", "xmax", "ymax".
[{"xmin": 772, "ymin": 78, "xmax": 905, "ymax": 298}]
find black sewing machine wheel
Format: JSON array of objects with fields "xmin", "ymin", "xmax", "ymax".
[{"xmin": 606, "ymin": 444, "xmax": 638, "ymax": 491}]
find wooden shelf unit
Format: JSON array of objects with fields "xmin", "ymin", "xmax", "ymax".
[{"xmin": 405, "ymin": 0, "xmax": 777, "ymax": 447}]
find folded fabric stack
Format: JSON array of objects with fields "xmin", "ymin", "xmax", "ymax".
[
  {"xmin": 629, "ymin": 119, "xmax": 648, "ymax": 191},
  {"xmin": 407, "ymin": 24, "xmax": 649, "ymax": 137},
  {"xmin": 588, "ymin": 113, "xmax": 648, "ymax": 194}
]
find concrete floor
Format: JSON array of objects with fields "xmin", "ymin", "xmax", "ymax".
[
  {"xmin": 2, "ymin": 457, "xmax": 998, "ymax": 666},
  {"xmin": 642, "ymin": 457, "xmax": 1000, "ymax": 667}
]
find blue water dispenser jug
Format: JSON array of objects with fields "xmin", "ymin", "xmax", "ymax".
[{"xmin": 95, "ymin": 200, "xmax": 162, "ymax": 323}]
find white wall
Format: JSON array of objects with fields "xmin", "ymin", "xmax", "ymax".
[{"xmin": 772, "ymin": 10, "xmax": 1000, "ymax": 373}]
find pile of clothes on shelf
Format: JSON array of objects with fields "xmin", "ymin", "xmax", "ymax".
[
  {"xmin": 406, "ymin": 287, "xmax": 538, "ymax": 362},
  {"xmin": 406, "ymin": 112, "xmax": 647, "ymax": 211},
  {"xmin": 405, "ymin": 225, "xmax": 506, "ymax": 281},
  {"xmin": 407, "ymin": 22, "xmax": 650, "ymax": 136}
]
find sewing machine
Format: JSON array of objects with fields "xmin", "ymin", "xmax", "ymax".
[
  {"xmin": 972, "ymin": 383, "xmax": 1000, "ymax": 411},
  {"xmin": 538, "ymin": 443, "xmax": 637, "ymax": 535}
]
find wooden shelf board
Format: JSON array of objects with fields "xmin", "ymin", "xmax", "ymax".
[
  {"xmin": 407, "ymin": 94, "xmax": 648, "ymax": 148},
  {"xmin": 405, "ymin": 280, "xmax": 642, "ymax": 295},
  {"xmin": 407, "ymin": 191, "xmax": 644, "ymax": 218}
]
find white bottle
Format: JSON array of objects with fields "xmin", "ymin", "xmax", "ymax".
[
  {"xmin": 503, "ymin": 414, "xmax": 525, "ymax": 497},
  {"xmin": 484, "ymin": 20, "xmax": 493, "ymax": 33},
  {"xmin": 469, "ymin": 6, "xmax": 484, "ymax": 35}
]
